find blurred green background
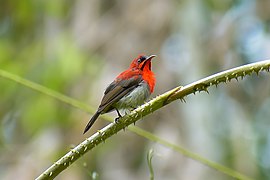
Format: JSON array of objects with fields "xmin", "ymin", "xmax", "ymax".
[{"xmin": 1, "ymin": 0, "xmax": 270, "ymax": 179}]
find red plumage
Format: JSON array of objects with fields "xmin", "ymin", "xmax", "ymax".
[{"xmin": 83, "ymin": 54, "xmax": 156, "ymax": 134}]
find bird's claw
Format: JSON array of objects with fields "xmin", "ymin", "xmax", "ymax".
[{"xmin": 115, "ymin": 117, "xmax": 121, "ymax": 123}]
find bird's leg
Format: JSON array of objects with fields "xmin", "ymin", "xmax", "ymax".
[{"xmin": 115, "ymin": 109, "xmax": 122, "ymax": 123}]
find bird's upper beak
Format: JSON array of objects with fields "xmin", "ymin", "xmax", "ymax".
[{"xmin": 146, "ymin": 55, "xmax": 156, "ymax": 61}]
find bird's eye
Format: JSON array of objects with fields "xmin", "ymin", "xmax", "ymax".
[{"xmin": 138, "ymin": 56, "xmax": 146, "ymax": 63}]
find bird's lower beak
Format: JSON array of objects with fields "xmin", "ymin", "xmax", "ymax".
[{"xmin": 146, "ymin": 55, "xmax": 156, "ymax": 61}]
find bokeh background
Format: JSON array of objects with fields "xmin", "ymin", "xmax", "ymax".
[{"xmin": 1, "ymin": 0, "xmax": 270, "ymax": 179}]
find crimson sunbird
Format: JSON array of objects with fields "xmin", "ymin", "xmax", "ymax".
[{"xmin": 83, "ymin": 54, "xmax": 156, "ymax": 134}]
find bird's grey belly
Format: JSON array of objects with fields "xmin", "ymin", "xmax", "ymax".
[{"xmin": 115, "ymin": 82, "xmax": 150, "ymax": 111}]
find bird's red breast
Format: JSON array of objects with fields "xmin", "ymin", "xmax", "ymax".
[{"xmin": 142, "ymin": 67, "xmax": 155, "ymax": 93}]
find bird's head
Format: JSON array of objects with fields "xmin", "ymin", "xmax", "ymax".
[{"xmin": 130, "ymin": 54, "xmax": 156, "ymax": 71}]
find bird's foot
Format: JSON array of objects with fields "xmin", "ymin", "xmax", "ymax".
[
  {"xmin": 115, "ymin": 116, "xmax": 121, "ymax": 123},
  {"xmin": 130, "ymin": 106, "xmax": 136, "ymax": 111}
]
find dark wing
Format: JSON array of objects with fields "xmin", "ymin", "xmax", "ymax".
[{"xmin": 98, "ymin": 75, "xmax": 142, "ymax": 113}]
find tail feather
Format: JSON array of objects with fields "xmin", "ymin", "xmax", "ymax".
[{"xmin": 83, "ymin": 111, "xmax": 101, "ymax": 134}]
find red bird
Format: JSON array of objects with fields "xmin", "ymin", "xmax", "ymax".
[{"xmin": 83, "ymin": 54, "xmax": 156, "ymax": 134}]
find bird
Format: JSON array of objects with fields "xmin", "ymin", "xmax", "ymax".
[{"xmin": 83, "ymin": 54, "xmax": 156, "ymax": 134}]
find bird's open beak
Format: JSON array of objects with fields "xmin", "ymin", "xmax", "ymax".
[
  {"xmin": 140, "ymin": 55, "xmax": 156, "ymax": 70},
  {"xmin": 146, "ymin": 55, "xmax": 156, "ymax": 61}
]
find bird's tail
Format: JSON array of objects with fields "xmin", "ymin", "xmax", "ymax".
[{"xmin": 83, "ymin": 111, "xmax": 101, "ymax": 134}]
